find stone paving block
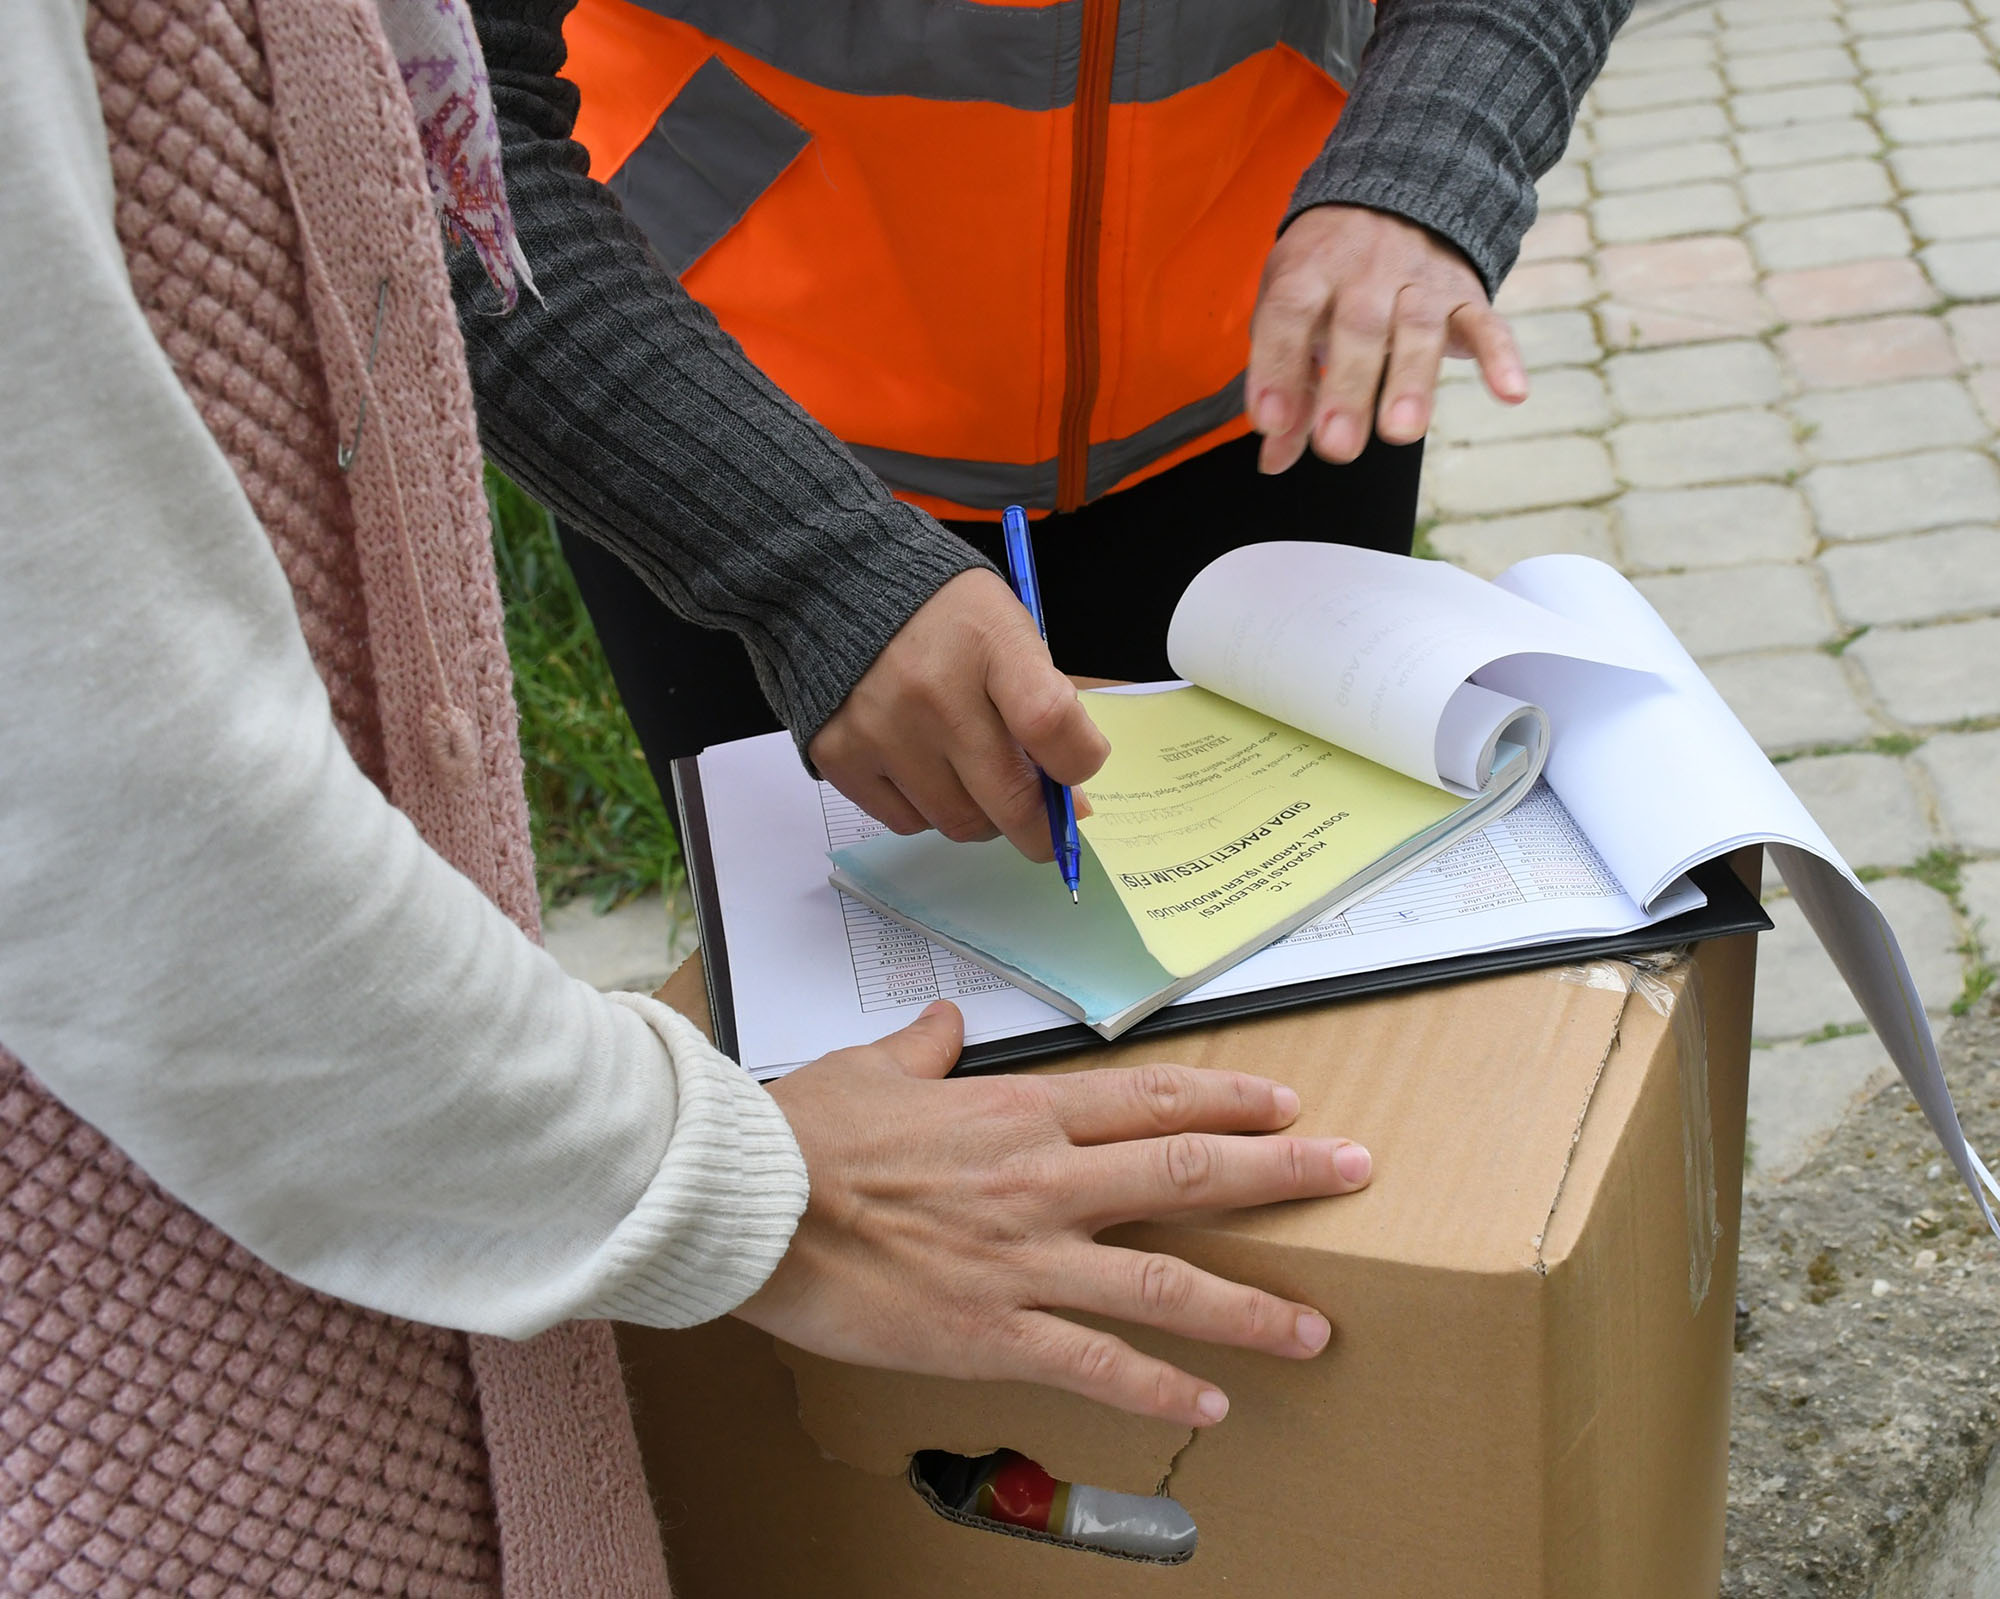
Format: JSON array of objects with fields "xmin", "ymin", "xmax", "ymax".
[
  {"xmin": 1599, "ymin": 233, "xmax": 1753, "ymax": 297},
  {"xmin": 1592, "ymin": 182, "xmax": 1745, "ymax": 244},
  {"xmin": 1608, "ymin": 407, "xmax": 1803, "ymax": 487},
  {"xmin": 1721, "ymin": 16, "xmax": 1844, "ymax": 52},
  {"xmin": 1597, "ymin": 234, "xmax": 1777, "ymax": 347},
  {"xmin": 1740, "ymin": 158, "xmax": 1892, "ymax": 219},
  {"xmin": 1871, "ymin": 60, "xmax": 2000, "ymax": 103},
  {"xmin": 1734, "ymin": 117, "xmax": 1883, "ymax": 168},
  {"xmin": 1878, "ymin": 97, "xmax": 2000, "ymax": 143},
  {"xmin": 1634, "ymin": 562, "xmax": 1835, "ymax": 655},
  {"xmin": 1595, "ymin": 101, "xmax": 1732, "ymax": 151},
  {"xmin": 1592, "ymin": 64, "xmax": 1727, "ymax": 112},
  {"xmin": 1777, "ymin": 315, "xmax": 1959, "ymax": 389},
  {"xmin": 1763, "ymin": 257, "xmax": 1938, "ymax": 323},
  {"xmin": 1600, "ymin": 289, "xmax": 1778, "ymax": 349},
  {"xmin": 1518, "ymin": 210, "xmax": 1592, "ymax": 262},
  {"xmin": 1732, "ymin": 82, "xmax": 1868, "ymax": 129},
  {"xmin": 1718, "ymin": 0, "xmax": 1838, "ymax": 26},
  {"xmin": 1536, "ymin": 162, "xmax": 1590, "ymax": 211},
  {"xmin": 1424, "ymin": 436, "xmax": 1617, "ymax": 517},
  {"xmin": 1725, "ymin": 47, "xmax": 1858, "ymax": 90},
  {"xmin": 1905, "ymin": 187, "xmax": 2000, "ymax": 243},
  {"xmin": 1946, "ymin": 304, "xmax": 2000, "ymax": 366},
  {"xmin": 1509, "ymin": 308, "xmax": 1603, "ymax": 368},
  {"xmin": 1869, "ymin": 877, "xmax": 1967, "ymax": 1009},
  {"xmin": 1820, "ymin": 526, "xmax": 2000, "ymax": 625},
  {"xmin": 1614, "ymin": 482, "xmax": 1815, "ymax": 570},
  {"xmin": 1706, "ymin": 649, "xmax": 1874, "ymax": 751},
  {"xmin": 1793, "ymin": 378, "xmax": 1988, "ymax": 462},
  {"xmin": 1590, "ymin": 139, "xmax": 1738, "ymax": 194},
  {"xmin": 1916, "ymin": 728, "xmax": 2000, "ymax": 852},
  {"xmin": 1748, "ymin": 208, "xmax": 1913, "ymax": 273},
  {"xmin": 1425, "ymin": 507, "xmax": 1618, "ymax": 578},
  {"xmin": 1845, "ymin": 0, "xmax": 1976, "ymax": 32},
  {"xmin": 1753, "ymin": 879, "xmax": 1963, "ymax": 1034},
  {"xmin": 1745, "ymin": 1032, "xmax": 1894, "ymax": 1179},
  {"xmin": 1851, "ymin": 616, "xmax": 2000, "ymax": 724},
  {"xmin": 1430, "ymin": 366, "xmax": 1610, "ymax": 444},
  {"xmin": 1922, "ymin": 240, "xmax": 2000, "ymax": 299},
  {"xmin": 1493, "ymin": 260, "xmax": 1597, "ymax": 313},
  {"xmin": 1957, "ymin": 858, "xmax": 2000, "ymax": 946},
  {"xmin": 1601, "ymin": 34, "xmax": 1715, "ymax": 74},
  {"xmin": 1973, "ymin": 368, "xmax": 2000, "ymax": 430},
  {"xmin": 1754, "ymin": 896, "xmax": 1868, "ymax": 1036},
  {"xmin": 1803, "ymin": 450, "xmax": 2000, "ymax": 539},
  {"xmin": 1778, "ymin": 752, "xmax": 1939, "ymax": 868},
  {"xmin": 1605, "ymin": 339, "xmax": 1784, "ymax": 417},
  {"xmin": 1644, "ymin": 3, "xmax": 1722, "ymax": 35},
  {"xmin": 544, "ymin": 890, "xmax": 694, "ymax": 994},
  {"xmin": 1856, "ymin": 26, "xmax": 1985, "ymax": 67},
  {"xmin": 1889, "ymin": 137, "xmax": 2000, "ymax": 191}
]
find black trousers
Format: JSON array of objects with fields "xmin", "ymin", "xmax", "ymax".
[{"xmin": 560, "ymin": 431, "xmax": 1424, "ymax": 800}]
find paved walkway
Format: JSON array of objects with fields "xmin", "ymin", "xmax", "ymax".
[
  {"xmin": 1419, "ymin": 0, "xmax": 2000, "ymax": 1176},
  {"xmin": 551, "ymin": 0, "xmax": 2000, "ymax": 1170}
]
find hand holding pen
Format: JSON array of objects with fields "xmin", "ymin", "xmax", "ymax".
[{"xmin": 1000, "ymin": 505, "xmax": 1084, "ymax": 904}]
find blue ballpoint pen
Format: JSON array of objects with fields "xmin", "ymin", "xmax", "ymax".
[{"xmin": 1000, "ymin": 505, "xmax": 1082, "ymax": 904}]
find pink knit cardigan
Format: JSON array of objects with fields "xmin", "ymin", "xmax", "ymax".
[{"xmin": 0, "ymin": 0, "xmax": 671, "ymax": 1592}]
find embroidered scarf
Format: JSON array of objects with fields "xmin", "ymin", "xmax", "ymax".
[{"xmin": 375, "ymin": 0, "xmax": 537, "ymax": 310}]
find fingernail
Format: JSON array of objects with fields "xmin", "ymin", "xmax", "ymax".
[
  {"xmin": 1390, "ymin": 397, "xmax": 1424, "ymax": 433},
  {"xmin": 1252, "ymin": 390, "xmax": 1288, "ymax": 432},
  {"xmin": 1296, "ymin": 1311, "xmax": 1332, "ymax": 1353},
  {"xmin": 1272, "ymin": 1084, "xmax": 1301, "ymax": 1119},
  {"xmin": 1195, "ymin": 1388, "xmax": 1230, "ymax": 1423},
  {"xmin": 1334, "ymin": 1142, "xmax": 1373, "ymax": 1185},
  {"xmin": 1500, "ymin": 366, "xmax": 1528, "ymax": 401},
  {"xmin": 919, "ymin": 1001, "xmax": 953, "ymax": 1020}
]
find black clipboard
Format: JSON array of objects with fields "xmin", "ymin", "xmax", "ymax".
[{"xmin": 671, "ymin": 756, "xmax": 1770, "ymax": 1075}]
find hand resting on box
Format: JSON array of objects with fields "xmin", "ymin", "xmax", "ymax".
[{"xmin": 736, "ymin": 1001, "xmax": 1371, "ymax": 1429}]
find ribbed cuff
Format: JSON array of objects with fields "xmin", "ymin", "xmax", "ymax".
[
  {"xmin": 766, "ymin": 502, "xmax": 996, "ymax": 755},
  {"xmin": 1285, "ymin": 169, "xmax": 1521, "ymax": 299},
  {"xmin": 580, "ymin": 994, "xmax": 809, "ymax": 1328}
]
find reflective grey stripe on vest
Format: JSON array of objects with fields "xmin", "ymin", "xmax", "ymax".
[
  {"xmin": 848, "ymin": 373, "xmax": 1246, "ymax": 510},
  {"xmin": 628, "ymin": 0, "xmax": 1375, "ymax": 109},
  {"xmin": 609, "ymin": 55, "xmax": 809, "ymax": 275}
]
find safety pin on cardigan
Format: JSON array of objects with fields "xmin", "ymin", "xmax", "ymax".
[{"xmin": 337, "ymin": 278, "xmax": 389, "ymax": 471}]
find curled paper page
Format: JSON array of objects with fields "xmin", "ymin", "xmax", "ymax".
[
  {"xmin": 1166, "ymin": 543, "xmax": 1651, "ymax": 787},
  {"xmin": 1480, "ymin": 554, "xmax": 2000, "ymax": 1236},
  {"xmin": 1434, "ymin": 684, "xmax": 1547, "ymax": 795}
]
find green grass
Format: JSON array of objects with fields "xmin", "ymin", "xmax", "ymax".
[{"xmin": 486, "ymin": 465, "xmax": 680, "ymax": 909}]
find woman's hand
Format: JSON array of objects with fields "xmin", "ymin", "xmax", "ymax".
[{"xmin": 738, "ymin": 1002, "xmax": 1372, "ymax": 1429}]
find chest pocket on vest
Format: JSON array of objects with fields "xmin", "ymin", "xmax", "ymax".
[{"xmin": 609, "ymin": 55, "xmax": 809, "ymax": 276}]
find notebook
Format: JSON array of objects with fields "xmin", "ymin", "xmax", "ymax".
[{"xmin": 829, "ymin": 544, "xmax": 1648, "ymax": 1036}]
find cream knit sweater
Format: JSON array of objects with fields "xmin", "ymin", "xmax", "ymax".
[{"xmin": 0, "ymin": 0, "xmax": 806, "ymax": 1346}]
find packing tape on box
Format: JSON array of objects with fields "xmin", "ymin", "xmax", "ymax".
[{"xmin": 1558, "ymin": 951, "xmax": 1718, "ymax": 1312}]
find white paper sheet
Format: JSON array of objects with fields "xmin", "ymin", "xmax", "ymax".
[
  {"xmin": 699, "ymin": 733, "xmax": 1702, "ymax": 1079},
  {"xmin": 1478, "ymin": 555, "xmax": 1999, "ymax": 1232}
]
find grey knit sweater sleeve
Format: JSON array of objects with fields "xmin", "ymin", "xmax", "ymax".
[
  {"xmin": 455, "ymin": 1, "xmax": 988, "ymax": 746},
  {"xmin": 1292, "ymin": 0, "xmax": 1633, "ymax": 294}
]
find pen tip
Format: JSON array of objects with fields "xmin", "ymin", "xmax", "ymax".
[{"xmin": 1071, "ymin": 889, "xmax": 1079, "ymax": 905}]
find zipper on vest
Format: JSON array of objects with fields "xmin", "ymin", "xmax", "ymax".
[{"xmin": 1056, "ymin": 0, "xmax": 1120, "ymax": 512}]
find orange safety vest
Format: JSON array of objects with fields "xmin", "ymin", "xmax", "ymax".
[{"xmin": 564, "ymin": 0, "xmax": 1373, "ymax": 519}]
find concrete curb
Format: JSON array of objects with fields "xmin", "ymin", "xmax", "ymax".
[{"xmin": 1727, "ymin": 998, "xmax": 2000, "ymax": 1594}]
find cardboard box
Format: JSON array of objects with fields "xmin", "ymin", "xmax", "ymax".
[{"xmin": 622, "ymin": 912, "xmax": 1755, "ymax": 1597}]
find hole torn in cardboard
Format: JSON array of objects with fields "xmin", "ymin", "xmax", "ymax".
[{"xmin": 910, "ymin": 1449, "xmax": 1197, "ymax": 1564}]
